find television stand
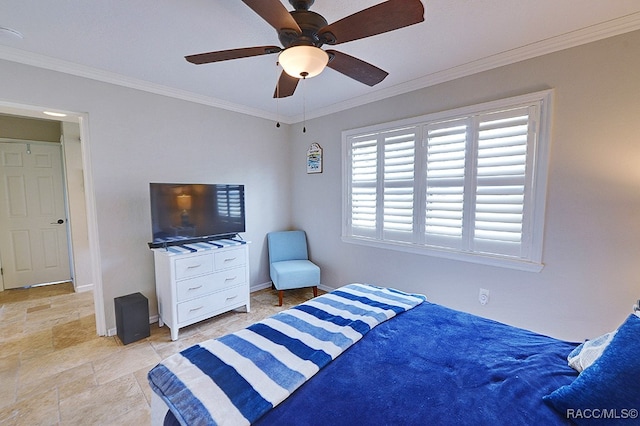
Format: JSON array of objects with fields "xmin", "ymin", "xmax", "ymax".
[{"xmin": 152, "ymin": 240, "xmax": 250, "ymax": 340}]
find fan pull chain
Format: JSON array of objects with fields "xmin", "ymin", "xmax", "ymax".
[
  {"xmin": 275, "ymin": 61, "xmax": 281, "ymax": 128},
  {"xmin": 302, "ymin": 75, "xmax": 307, "ymax": 133}
]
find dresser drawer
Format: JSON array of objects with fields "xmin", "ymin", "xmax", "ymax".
[
  {"xmin": 174, "ymin": 253, "xmax": 214, "ymax": 280},
  {"xmin": 177, "ymin": 286, "xmax": 247, "ymax": 323},
  {"xmin": 176, "ymin": 266, "xmax": 247, "ymax": 302},
  {"xmin": 214, "ymin": 248, "xmax": 246, "ymax": 270}
]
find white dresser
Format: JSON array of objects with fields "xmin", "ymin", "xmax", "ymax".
[{"xmin": 153, "ymin": 241, "xmax": 250, "ymax": 340}]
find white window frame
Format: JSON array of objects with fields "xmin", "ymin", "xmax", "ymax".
[{"xmin": 342, "ymin": 90, "xmax": 553, "ymax": 272}]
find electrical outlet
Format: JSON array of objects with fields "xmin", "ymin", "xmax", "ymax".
[{"xmin": 479, "ymin": 288, "xmax": 490, "ymax": 305}]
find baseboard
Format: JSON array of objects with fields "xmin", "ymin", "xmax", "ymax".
[
  {"xmin": 104, "ymin": 283, "xmax": 330, "ymax": 336},
  {"xmin": 251, "ymin": 281, "xmax": 334, "ymax": 293},
  {"xmin": 74, "ymin": 283, "xmax": 94, "ymax": 293},
  {"xmin": 318, "ymin": 284, "xmax": 334, "ymax": 292},
  {"xmin": 250, "ymin": 281, "xmax": 273, "ymax": 292},
  {"xmin": 107, "ymin": 314, "xmax": 159, "ymax": 337}
]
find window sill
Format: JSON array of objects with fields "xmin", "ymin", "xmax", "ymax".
[{"xmin": 342, "ymin": 235, "xmax": 544, "ymax": 272}]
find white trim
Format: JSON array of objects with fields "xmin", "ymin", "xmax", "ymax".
[
  {"xmin": 0, "ymin": 14, "xmax": 638, "ymax": 124},
  {"xmin": 107, "ymin": 285, "xmax": 330, "ymax": 338},
  {"xmin": 59, "ymin": 134, "xmax": 76, "ymax": 291},
  {"xmin": 0, "ymin": 101, "xmax": 80, "ymax": 123},
  {"xmin": 341, "ymin": 90, "xmax": 554, "ymax": 139},
  {"xmin": 251, "ymin": 281, "xmax": 273, "ymax": 292},
  {"xmin": 109, "ymin": 314, "xmax": 160, "ymax": 338},
  {"xmin": 252, "ymin": 281, "xmax": 329, "ymax": 294},
  {"xmin": 342, "ymin": 235, "xmax": 543, "ymax": 272},
  {"xmin": 302, "ymin": 13, "xmax": 640, "ymax": 122},
  {"xmin": 77, "ymin": 113, "xmax": 106, "ymax": 336},
  {"xmin": 0, "ymin": 45, "xmax": 280, "ymax": 123},
  {"xmin": 74, "ymin": 283, "xmax": 93, "ymax": 293},
  {"xmin": 528, "ymin": 91, "xmax": 554, "ymax": 266},
  {"xmin": 317, "ymin": 284, "xmax": 333, "ymax": 293},
  {"xmin": 0, "ymin": 137, "xmax": 60, "ymax": 145}
]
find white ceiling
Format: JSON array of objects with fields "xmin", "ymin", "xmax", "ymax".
[{"xmin": 1, "ymin": 1, "xmax": 640, "ymax": 123}]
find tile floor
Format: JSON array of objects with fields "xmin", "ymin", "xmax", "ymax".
[{"xmin": 0, "ymin": 282, "xmax": 319, "ymax": 425}]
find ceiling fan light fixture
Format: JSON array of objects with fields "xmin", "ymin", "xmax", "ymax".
[{"xmin": 278, "ymin": 45, "xmax": 329, "ymax": 79}]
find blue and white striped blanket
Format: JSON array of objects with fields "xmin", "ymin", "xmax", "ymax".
[{"xmin": 148, "ymin": 283, "xmax": 426, "ymax": 426}]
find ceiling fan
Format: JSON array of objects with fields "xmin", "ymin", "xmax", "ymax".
[{"xmin": 185, "ymin": 0, "xmax": 425, "ymax": 98}]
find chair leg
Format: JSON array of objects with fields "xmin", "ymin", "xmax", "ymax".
[
  {"xmin": 312, "ymin": 286, "xmax": 318, "ymax": 298},
  {"xmin": 278, "ymin": 290, "xmax": 283, "ymax": 307}
]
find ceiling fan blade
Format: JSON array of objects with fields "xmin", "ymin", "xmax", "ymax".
[
  {"xmin": 185, "ymin": 46, "xmax": 282, "ymax": 64},
  {"xmin": 319, "ymin": 0, "xmax": 425, "ymax": 45},
  {"xmin": 326, "ymin": 50, "xmax": 388, "ymax": 86},
  {"xmin": 273, "ymin": 71, "xmax": 299, "ymax": 98},
  {"xmin": 242, "ymin": 0, "xmax": 301, "ymax": 33}
]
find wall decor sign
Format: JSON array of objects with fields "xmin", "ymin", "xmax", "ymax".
[{"xmin": 307, "ymin": 143, "xmax": 323, "ymax": 174}]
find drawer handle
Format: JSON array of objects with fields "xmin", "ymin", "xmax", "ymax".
[
  {"xmin": 189, "ymin": 306, "xmax": 204, "ymax": 312},
  {"xmin": 223, "ymin": 257, "xmax": 237, "ymax": 262},
  {"xmin": 188, "ymin": 285, "xmax": 204, "ymax": 291},
  {"xmin": 224, "ymin": 276, "xmax": 237, "ymax": 281},
  {"xmin": 186, "ymin": 264, "xmax": 202, "ymax": 269},
  {"xmin": 226, "ymin": 295, "xmax": 238, "ymax": 300}
]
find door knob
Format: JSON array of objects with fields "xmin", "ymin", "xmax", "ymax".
[{"xmin": 51, "ymin": 219, "xmax": 65, "ymax": 224}]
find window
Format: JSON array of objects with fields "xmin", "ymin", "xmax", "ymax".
[{"xmin": 342, "ymin": 90, "xmax": 552, "ymax": 271}]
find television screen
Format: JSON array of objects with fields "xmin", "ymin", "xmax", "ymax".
[{"xmin": 149, "ymin": 183, "xmax": 245, "ymax": 247}]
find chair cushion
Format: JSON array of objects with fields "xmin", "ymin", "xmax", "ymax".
[
  {"xmin": 270, "ymin": 260, "xmax": 320, "ymax": 290},
  {"xmin": 267, "ymin": 231, "xmax": 309, "ymax": 263}
]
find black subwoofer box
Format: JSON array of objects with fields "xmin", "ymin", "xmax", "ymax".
[{"xmin": 114, "ymin": 292, "xmax": 150, "ymax": 345}]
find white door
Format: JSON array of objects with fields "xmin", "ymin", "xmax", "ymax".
[{"xmin": 0, "ymin": 141, "xmax": 71, "ymax": 289}]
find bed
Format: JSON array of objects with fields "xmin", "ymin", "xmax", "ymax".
[{"xmin": 148, "ymin": 284, "xmax": 640, "ymax": 425}]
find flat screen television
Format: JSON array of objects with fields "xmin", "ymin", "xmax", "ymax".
[{"xmin": 148, "ymin": 183, "xmax": 245, "ymax": 248}]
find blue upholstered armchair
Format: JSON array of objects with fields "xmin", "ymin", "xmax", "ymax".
[{"xmin": 267, "ymin": 230, "xmax": 320, "ymax": 306}]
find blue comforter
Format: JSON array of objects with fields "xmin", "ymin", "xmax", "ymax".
[
  {"xmin": 150, "ymin": 284, "xmax": 426, "ymax": 425},
  {"xmin": 158, "ymin": 287, "xmax": 579, "ymax": 425},
  {"xmin": 254, "ymin": 301, "xmax": 579, "ymax": 425}
]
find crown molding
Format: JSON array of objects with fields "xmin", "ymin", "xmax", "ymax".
[
  {"xmin": 300, "ymin": 12, "xmax": 640, "ymax": 123},
  {"xmin": 0, "ymin": 45, "xmax": 284, "ymax": 123},
  {"xmin": 1, "ymin": 12, "xmax": 638, "ymax": 124}
]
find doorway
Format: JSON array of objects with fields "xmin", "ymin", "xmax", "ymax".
[
  {"xmin": 0, "ymin": 103, "xmax": 105, "ymax": 336},
  {"xmin": 0, "ymin": 140, "xmax": 71, "ymax": 288}
]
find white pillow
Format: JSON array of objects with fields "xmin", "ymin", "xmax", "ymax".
[{"xmin": 567, "ymin": 330, "xmax": 617, "ymax": 372}]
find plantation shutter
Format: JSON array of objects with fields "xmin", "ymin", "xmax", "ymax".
[
  {"xmin": 383, "ymin": 129, "xmax": 416, "ymax": 242},
  {"xmin": 472, "ymin": 107, "xmax": 532, "ymax": 257},
  {"xmin": 343, "ymin": 90, "xmax": 550, "ymax": 269},
  {"xmin": 349, "ymin": 136, "xmax": 378, "ymax": 238},
  {"xmin": 424, "ymin": 119, "xmax": 468, "ymax": 249}
]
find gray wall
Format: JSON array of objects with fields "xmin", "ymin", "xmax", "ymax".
[
  {"xmin": 289, "ymin": 30, "xmax": 640, "ymax": 341},
  {"xmin": 0, "ymin": 114, "xmax": 61, "ymax": 141},
  {"xmin": 1, "ymin": 30, "xmax": 638, "ymax": 341},
  {"xmin": 0, "ymin": 60, "xmax": 292, "ymax": 332}
]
